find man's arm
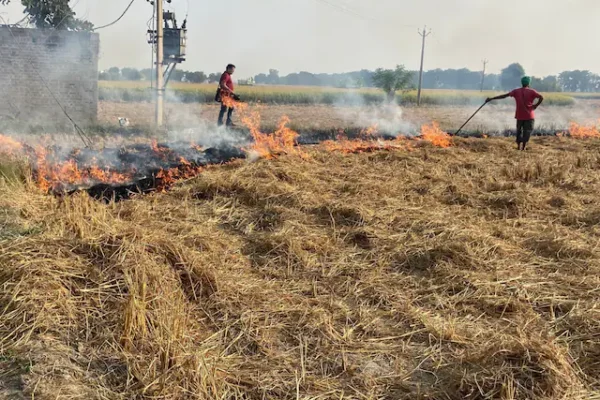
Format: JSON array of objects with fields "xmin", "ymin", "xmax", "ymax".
[
  {"xmin": 533, "ymin": 93, "xmax": 544, "ymax": 110},
  {"xmin": 485, "ymin": 93, "xmax": 511, "ymax": 103}
]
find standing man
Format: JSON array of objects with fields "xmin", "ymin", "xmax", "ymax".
[
  {"xmin": 217, "ymin": 64, "xmax": 237, "ymax": 127},
  {"xmin": 486, "ymin": 76, "xmax": 544, "ymax": 151}
]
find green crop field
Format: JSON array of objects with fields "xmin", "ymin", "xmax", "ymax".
[{"xmin": 98, "ymin": 81, "xmax": 577, "ymax": 107}]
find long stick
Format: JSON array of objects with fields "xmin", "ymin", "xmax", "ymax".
[{"xmin": 455, "ymin": 103, "xmax": 486, "ymax": 136}]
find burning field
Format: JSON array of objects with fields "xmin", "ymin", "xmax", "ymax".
[{"xmin": 1, "ymin": 114, "xmax": 600, "ymax": 399}]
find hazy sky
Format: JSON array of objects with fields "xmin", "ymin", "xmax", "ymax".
[{"xmin": 2, "ymin": 0, "xmax": 600, "ymax": 78}]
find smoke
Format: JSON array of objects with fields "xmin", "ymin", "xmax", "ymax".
[
  {"xmin": 472, "ymin": 99, "xmax": 599, "ymax": 134},
  {"xmin": 164, "ymin": 92, "xmax": 250, "ymax": 149},
  {"xmin": 333, "ymin": 91, "xmax": 416, "ymax": 136}
]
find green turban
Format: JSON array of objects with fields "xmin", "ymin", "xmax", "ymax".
[{"xmin": 521, "ymin": 76, "xmax": 531, "ymax": 86}]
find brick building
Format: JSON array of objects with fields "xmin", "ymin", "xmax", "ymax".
[{"xmin": 0, "ymin": 27, "xmax": 99, "ymax": 131}]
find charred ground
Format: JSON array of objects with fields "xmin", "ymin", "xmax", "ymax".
[{"xmin": 0, "ymin": 137, "xmax": 599, "ymax": 399}]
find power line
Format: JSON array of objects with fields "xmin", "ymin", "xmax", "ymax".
[
  {"xmin": 92, "ymin": 0, "xmax": 136, "ymax": 31},
  {"xmin": 312, "ymin": 0, "xmax": 417, "ymax": 29}
]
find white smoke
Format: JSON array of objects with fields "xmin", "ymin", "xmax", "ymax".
[{"xmin": 333, "ymin": 91, "xmax": 416, "ymax": 136}]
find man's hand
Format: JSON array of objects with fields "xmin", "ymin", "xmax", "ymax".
[{"xmin": 532, "ymin": 104, "xmax": 538, "ymax": 110}]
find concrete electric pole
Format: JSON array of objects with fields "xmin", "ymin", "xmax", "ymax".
[
  {"xmin": 417, "ymin": 26, "xmax": 431, "ymax": 106},
  {"xmin": 480, "ymin": 59, "xmax": 488, "ymax": 92},
  {"xmin": 155, "ymin": 0, "xmax": 164, "ymax": 127}
]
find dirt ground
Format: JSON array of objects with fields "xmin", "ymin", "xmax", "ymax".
[{"xmin": 98, "ymin": 100, "xmax": 600, "ymax": 133}]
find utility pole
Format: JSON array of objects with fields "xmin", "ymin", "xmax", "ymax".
[
  {"xmin": 155, "ymin": 0, "xmax": 164, "ymax": 127},
  {"xmin": 480, "ymin": 59, "xmax": 488, "ymax": 92},
  {"xmin": 417, "ymin": 25, "xmax": 431, "ymax": 106}
]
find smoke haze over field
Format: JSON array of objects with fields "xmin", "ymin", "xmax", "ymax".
[{"xmin": 2, "ymin": 0, "xmax": 600, "ymax": 78}]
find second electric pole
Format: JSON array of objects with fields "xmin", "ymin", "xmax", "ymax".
[{"xmin": 155, "ymin": 0, "xmax": 164, "ymax": 126}]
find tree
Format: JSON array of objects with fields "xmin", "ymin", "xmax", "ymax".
[
  {"xmin": 106, "ymin": 67, "xmax": 121, "ymax": 81},
  {"xmin": 254, "ymin": 73, "xmax": 268, "ymax": 84},
  {"xmin": 500, "ymin": 63, "xmax": 526, "ymax": 91},
  {"xmin": 207, "ymin": 73, "xmax": 221, "ymax": 83},
  {"xmin": 169, "ymin": 69, "xmax": 185, "ymax": 82},
  {"xmin": 267, "ymin": 69, "xmax": 280, "ymax": 84},
  {"xmin": 121, "ymin": 68, "xmax": 142, "ymax": 81},
  {"xmin": 372, "ymin": 65, "xmax": 414, "ymax": 102},
  {"xmin": 531, "ymin": 76, "xmax": 561, "ymax": 92},
  {"xmin": 558, "ymin": 70, "xmax": 599, "ymax": 92},
  {"xmin": 140, "ymin": 68, "xmax": 153, "ymax": 81},
  {"xmin": 186, "ymin": 71, "xmax": 207, "ymax": 83},
  {"xmin": 0, "ymin": 0, "xmax": 93, "ymax": 30}
]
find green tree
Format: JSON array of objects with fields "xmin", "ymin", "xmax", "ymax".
[
  {"xmin": 207, "ymin": 73, "xmax": 221, "ymax": 83},
  {"xmin": 267, "ymin": 69, "xmax": 280, "ymax": 84},
  {"xmin": 186, "ymin": 71, "xmax": 207, "ymax": 83},
  {"xmin": 558, "ymin": 70, "xmax": 599, "ymax": 92},
  {"xmin": 500, "ymin": 63, "xmax": 526, "ymax": 91},
  {"xmin": 531, "ymin": 76, "xmax": 561, "ymax": 92},
  {"xmin": 0, "ymin": 0, "xmax": 92, "ymax": 30},
  {"xmin": 121, "ymin": 68, "xmax": 142, "ymax": 81},
  {"xmin": 372, "ymin": 65, "xmax": 414, "ymax": 102}
]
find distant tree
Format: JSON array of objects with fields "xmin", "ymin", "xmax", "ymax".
[
  {"xmin": 207, "ymin": 72, "xmax": 221, "ymax": 83},
  {"xmin": 500, "ymin": 63, "xmax": 526, "ymax": 91},
  {"xmin": 267, "ymin": 69, "xmax": 280, "ymax": 84},
  {"xmin": 558, "ymin": 70, "xmax": 598, "ymax": 92},
  {"xmin": 0, "ymin": 0, "xmax": 93, "ymax": 30},
  {"xmin": 170, "ymin": 69, "xmax": 185, "ymax": 82},
  {"xmin": 531, "ymin": 76, "xmax": 561, "ymax": 92},
  {"xmin": 372, "ymin": 65, "xmax": 414, "ymax": 102},
  {"xmin": 186, "ymin": 71, "xmax": 207, "ymax": 83},
  {"xmin": 121, "ymin": 68, "xmax": 142, "ymax": 81},
  {"xmin": 254, "ymin": 73, "xmax": 268, "ymax": 84},
  {"xmin": 140, "ymin": 68, "xmax": 153, "ymax": 81},
  {"xmin": 106, "ymin": 67, "xmax": 121, "ymax": 81},
  {"xmin": 98, "ymin": 71, "xmax": 109, "ymax": 80}
]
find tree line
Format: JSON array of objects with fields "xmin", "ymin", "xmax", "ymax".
[{"xmin": 100, "ymin": 63, "xmax": 600, "ymax": 93}]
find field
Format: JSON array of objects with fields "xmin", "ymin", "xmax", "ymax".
[
  {"xmin": 98, "ymin": 81, "xmax": 577, "ymax": 107},
  {"xmin": 1, "ymin": 134, "xmax": 600, "ymax": 399}
]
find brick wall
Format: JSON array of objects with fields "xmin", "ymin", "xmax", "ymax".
[{"xmin": 0, "ymin": 27, "xmax": 99, "ymax": 131}]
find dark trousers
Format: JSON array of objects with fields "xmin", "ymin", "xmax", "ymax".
[
  {"xmin": 218, "ymin": 104, "xmax": 234, "ymax": 126},
  {"xmin": 516, "ymin": 119, "xmax": 534, "ymax": 144}
]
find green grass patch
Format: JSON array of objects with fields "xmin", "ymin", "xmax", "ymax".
[{"xmin": 99, "ymin": 82, "xmax": 576, "ymax": 107}]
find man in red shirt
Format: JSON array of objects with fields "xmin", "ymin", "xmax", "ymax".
[
  {"xmin": 486, "ymin": 76, "xmax": 544, "ymax": 150},
  {"xmin": 217, "ymin": 64, "xmax": 237, "ymax": 127}
]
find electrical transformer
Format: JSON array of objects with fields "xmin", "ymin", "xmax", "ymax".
[{"xmin": 162, "ymin": 11, "xmax": 186, "ymax": 63}]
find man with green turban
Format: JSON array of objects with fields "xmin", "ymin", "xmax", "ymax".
[{"xmin": 486, "ymin": 76, "xmax": 544, "ymax": 150}]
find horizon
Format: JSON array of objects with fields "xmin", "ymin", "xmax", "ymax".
[{"xmin": 2, "ymin": 0, "xmax": 600, "ymax": 78}]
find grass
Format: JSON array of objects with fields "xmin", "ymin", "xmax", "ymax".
[
  {"xmin": 99, "ymin": 81, "xmax": 577, "ymax": 107},
  {"xmin": 1, "ymin": 136, "xmax": 600, "ymax": 398}
]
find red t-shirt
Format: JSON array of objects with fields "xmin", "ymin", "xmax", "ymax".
[
  {"xmin": 509, "ymin": 87, "xmax": 542, "ymax": 120},
  {"xmin": 220, "ymin": 72, "xmax": 234, "ymax": 93}
]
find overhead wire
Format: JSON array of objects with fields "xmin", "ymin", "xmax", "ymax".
[
  {"xmin": 92, "ymin": 0, "xmax": 136, "ymax": 31},
  {"xmin": 312, "ymin": 0, "xmax": 418, "ymax": 29}
]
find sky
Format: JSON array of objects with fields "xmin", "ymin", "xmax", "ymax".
[{"xmin": 2, "ymin": 0, "xmax": 600, "ymax": 78}]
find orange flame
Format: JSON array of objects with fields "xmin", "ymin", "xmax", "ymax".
[
  {"xmin": 568, "ymin": 122, "xmax": 600, "ymax": 138},
  {"xmin": 0, "ymin": 134, "xmax": 24, "ymax": 155},
  {"xmin": 222, "ymin": 97, "xmax": 306, "ymax": 159},
  {"xmin": 420, "ymin": 122, "xmax": 452, "ymax": 147}
]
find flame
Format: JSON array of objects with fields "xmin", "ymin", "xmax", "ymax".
[
  {"xmin": 420, "ymin": 122, "xmax": 452, "ymax": 148},
  {"xmin": 568, "ymin": 122, "xmax": 600, "ymax": 138},
  {"xmin": 222, "ymin": 97, "xmax": 306, "ymax": 159},
  {"xmin": 0, "ymin": 134, "xmax": 23, "ymax": 155}
]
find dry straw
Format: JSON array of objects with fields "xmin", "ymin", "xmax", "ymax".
[{"xmin": 1, "ymin": 136, "xmax": 599, "ymax": 399}]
